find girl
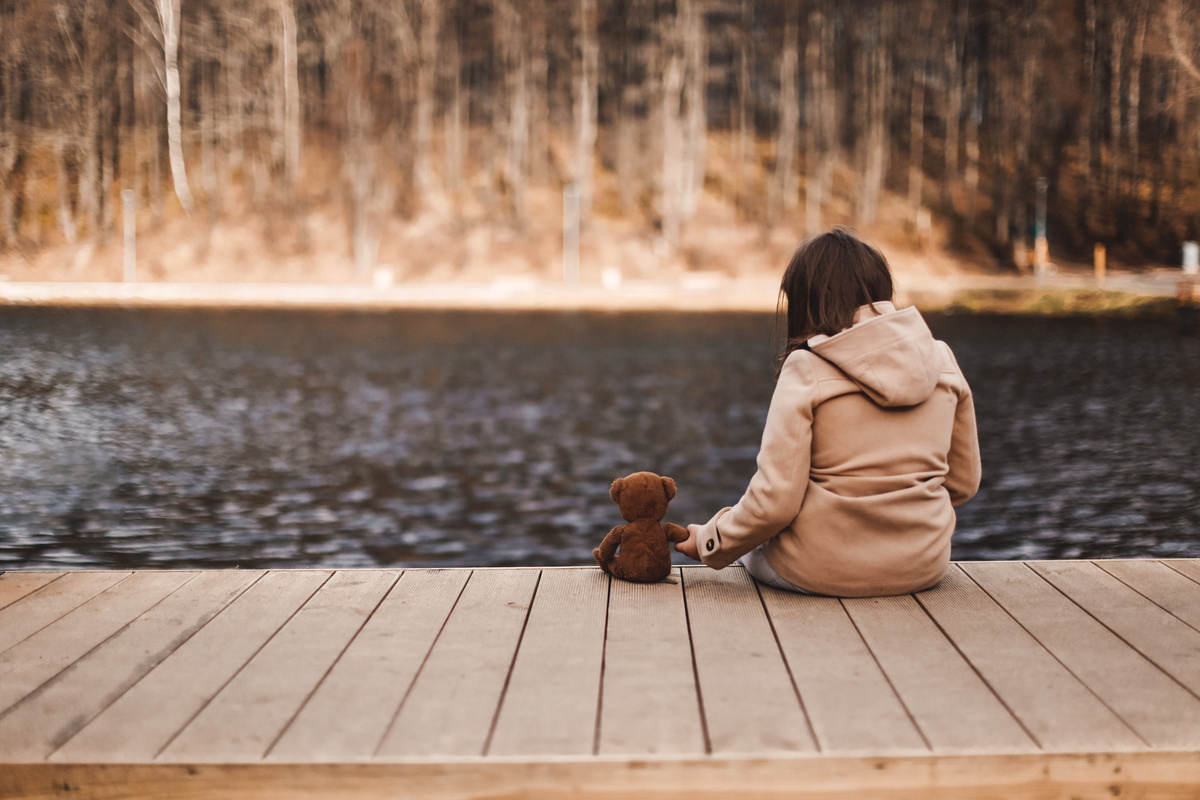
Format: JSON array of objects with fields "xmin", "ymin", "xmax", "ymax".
[{"xmin": 676, "ymin": 228, "xmax": 981, "ymax": 597}]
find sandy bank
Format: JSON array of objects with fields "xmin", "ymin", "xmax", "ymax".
[{"xmin": 0, "ymin": 269, "xmax": 1189, "ymax": 317}]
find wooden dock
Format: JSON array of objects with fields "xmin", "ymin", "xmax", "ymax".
[{"xmin": 2, "ymin": 561, "xmax": 1199, "ymax": 799}]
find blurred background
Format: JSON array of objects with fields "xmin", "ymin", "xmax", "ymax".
[
  {"xmin": 0, "ymin": 1, "xmax": 1197, "ymax": 570},
  {"xmin": 1, "ymin": 0, "xmax": 1199, "ymax": 281}
]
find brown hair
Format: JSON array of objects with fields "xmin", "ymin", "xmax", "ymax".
[{"xmin": 776, "ymin": 227, "xmax": 894, "ymax": 369}]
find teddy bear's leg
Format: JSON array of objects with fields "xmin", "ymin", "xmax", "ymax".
[
  {"xmin": 592, "ymin": 548, "xmax": 612, "ymax": 574},
  {"xmin": 593, "ymin": 526, "xmax": 623, "ymax": 573}
]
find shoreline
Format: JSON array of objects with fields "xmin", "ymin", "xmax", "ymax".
[{"xmin": 0, "ymin": 270, "xmax": 1189, "ymax": 318}]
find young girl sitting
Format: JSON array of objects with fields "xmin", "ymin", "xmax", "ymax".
[{"xmin": 675, "ymin": 228, "xmax": 981, "ymax": 597}]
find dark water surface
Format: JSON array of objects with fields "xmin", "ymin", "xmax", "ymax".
[{"xmin": 1, "ymin": 307, "xmax": 1197, "ymax": 569}]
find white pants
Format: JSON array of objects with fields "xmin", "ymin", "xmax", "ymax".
[{"xmin": 737, "ymin": 544, "xmax": 812, "ymax": 594}]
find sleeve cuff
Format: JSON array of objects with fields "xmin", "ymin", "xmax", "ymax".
[{"xmin": 697, "ymin": 508, "xmax": 731, "ymax": 568}]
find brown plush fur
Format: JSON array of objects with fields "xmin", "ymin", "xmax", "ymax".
[{"xmin": 593, "ymin": 471, "xmax": 689, "ymax": 583}]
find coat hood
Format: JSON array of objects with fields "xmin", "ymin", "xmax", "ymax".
[{"xmin": 807, "ymin": 302, "xmax": 943, "ymax": 407}]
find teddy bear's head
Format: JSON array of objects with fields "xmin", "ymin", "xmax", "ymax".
[{"xmin": 609, "ymin": 471, "xmax": 677, "ymax": 522}]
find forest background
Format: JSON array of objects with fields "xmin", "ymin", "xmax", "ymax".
[{"xmin": 1, "ymin": 0, "xmax": 1198, "ymax": 286}]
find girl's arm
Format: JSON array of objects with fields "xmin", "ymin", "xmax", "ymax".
[
  {"xmin": 941, "ymin": 342, "xmax": 982, "ymax": 506},
  {"xmin": 945, "ymin": 383, "xmax": 981, "ymax": 506},
  {"xmin": 692, "ymin": 352, "xmax": 817, "ymax": 569}
]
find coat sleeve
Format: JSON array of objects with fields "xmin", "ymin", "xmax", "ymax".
[
  {"xmin": 695, "ymin": 352, "xmax": 817, "ymax": 569},
  {"xmin": 941, "ymin": 343, "xmax": 982, "ymax": 507}
]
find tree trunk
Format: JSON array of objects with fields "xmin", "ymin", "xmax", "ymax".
[
  {"xmin": 1108, "ymin": 7, "xmax": 1125, "ymax": 203},
  {"xmin": 1081, "ymin": 0, "xmax": 1097, "ymax": 234},
  {"xmin": 414, "ymin": 0, "xmax": 440, "ymax": 206},
  {"xmin": 54, "ymin": 139, "xmax": 78, "ymax": 244},
  {"xmin": 444, "ymin": 28, "xmax": 464, "ymax": 199},
  {"xmin": 942, "ymin": 0, "xmax": 967, "ymax": 209},
  {"xmin": 963, "ymin": 47, "xmax": 979, "ymax": 223},
  {"xmin": 768, "ymin": 8, "xmax": 798, "ymax": 226},
  {"xmin": 661, "ymin": 49, "xmax": 685, "ymax": 248},
  {"xmin": 79, "ymin": 92, "xmax": 101, "ymax": 233},
  {"xmin": 805, "ymin": 2, "xmax": 836, "ymax": 237},
  {"xmin": 201, "ymin": 62, "xmax": 218, "ymax": 217},
  {"xmin": 860, "ymin": 1, "xmax": 890, "ymax": 225},
  {"xmin": 1, "ymin": 56, "xmax": 20, "ymax": 245},
  {"xmin": 907, "ymin": 0, "xmax": 934, "ymax": 225},
  {"xmin": 1126, "ymin": 3, "xmax": 1146, "ymax": 200},
  {"xmin": 280, "ymin": 0, "xmax": 301, "ymax": 194},
  {"xmin": 617, "ymin": 85, "xmax": 638, "ymax": 213},
  {"xmin": 734, "ymin": 0, "xmax": 751, "ymax": 220},
  {"xmin": 574, "ymin": 0, "xmax": 598, "ymax": 224},
  {"xmin": 158, "ymin": 0, "xmax": 194, "ymax": 214},
  {"xmin": 680, "ymin": 0, "xmax": 706, "ymax": 221},
  {"xmin": 528, "ymin": 0, "xmax": 548, "ymax": 186},
  {"xmin": 497, "ymin": 0, "xmax": 529, "ymax": 227}
]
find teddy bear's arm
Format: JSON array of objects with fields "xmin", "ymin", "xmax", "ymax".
[
  {"xmin": 593, "ymin": 525, "xmax": 625, "ymax": 564},
  {"xmin": 664, "ymin": 523, "xmax": 690, "ymax": 544}
]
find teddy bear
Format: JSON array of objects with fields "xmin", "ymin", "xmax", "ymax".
[{"xmin": 593, "ymin": 471, "xmax": 690, "ymax": 583}]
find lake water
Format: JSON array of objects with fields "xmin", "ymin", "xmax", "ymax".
[{"xmin": 1, "ymin": 307, "xmax": 1196, "ymax": 570}]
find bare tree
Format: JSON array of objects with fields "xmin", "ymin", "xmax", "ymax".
[
  {"xmin": 574, "ymin": 0, "xmax": 599, "ymax": 224},
  {"xmin": 280, "ymin": 0, "xmax": 301, "ymax": 194},
  {"xmin": 132, "ymin": 0, "xmax": 194, "ymax": 214},
  {"xmin": 857, "ymin": 1, "xmax": 892, "ymax": 224},
  {"xmin": 907, "ymin": 0, "xmax": 934, "ymax": 226},
  {"xmin": 805, "ymin": 2, "xmax": 835, "ymax": 236},
  {"xmin": 767, "ymin": 6, "xmax": 798, "ymax": 226}
]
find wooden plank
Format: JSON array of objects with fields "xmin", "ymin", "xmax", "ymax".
[
  {"xmin": 0, "ymin": 571, "xmax": 129, "ymax": 655},
  {"xmin": 0, "ymin": 571, "xmax": 259, "ymax": 760},
  {"xmin": 54, "ymin": 570, "xmax": 331, "ymax": 762},
  {"xmin": 1032, "ymin": 561, "xmax": 1200, "ymax": 697},
  {"xmin": 759, "ymin": 586, "xmax": 926, "ymax": 754},
  {"xmin": 683, "ymin": 567, "xmax": 815, "ymax": 754},
  {"xmin": 0, "ymin": 571, "xmax": 193, "ymax": 715},
  {"xmin": 0, "ymin": 573, "xmax": 62, "ymax": 612},
  {"xmin": 1165, "ymin": 559, "xmax": 1200, "ymax": 585},
  {"xmin": 842, "ymin": 593, "xmax": 1033, "ymax": 752},
  {"xmin": 1099, "ymin": 560, "xmax": 1200, "ymax": 631},
  {"xmin": 160, "ymin": 570, "xmax": 397, "ymax": 762},
  {"xmin": 965, "ymin": 561, "xmax": 1200, "ymax": 748},
  {"xmin": 375, "ymin": 569, "xmax": 540, "ymax": 758},
  {"xmin": 597, "ymin": 568, "xmax": 706, "ymax": 756},
  {"xmin": 486, "ymin": 568, "xmax": 608, "ymax": 757},
  {"xmin": 268, "ymin": 569, "xmax": 468, "ymax": 761},
  {"xmin": 916, "ymin": 567, "xmax": 1142, "ymax": 751},
  {"xmin": 8, "ymin": 751, "xmax": 1200, "ymax": 800}
]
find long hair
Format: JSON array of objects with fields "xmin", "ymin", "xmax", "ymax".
[{"xmin": 775, "ymin": 227, "xmax": 894, "ymax": 372}]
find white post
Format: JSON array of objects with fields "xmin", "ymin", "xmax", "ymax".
[
  {"xmin": 1034, "ymin": 177, "xmax": 1049, "ymax": 281},
  {"xmin": 1184, "ymin": 241, "xmax": 1199, "ymax": 276},
  {"xmin": 122, "ymin": 189, "xmax": 136, "ymax": 283},
  {"xmin": 563, "ymin": 183, "xmax": 580, "ymax": 286}
]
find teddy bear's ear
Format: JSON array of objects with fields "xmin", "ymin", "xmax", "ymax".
[
  {"xmin": 661, "ymin": 476, "xmax": 677, "ymax": 501},
  {"xmin": 610, "ymin": 477, "xmax": 624, "ymax": 503}
]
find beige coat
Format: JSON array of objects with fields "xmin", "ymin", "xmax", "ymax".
[{"xmin": 695, "ymin": 301, "xmax": 981, "ymax": 597}]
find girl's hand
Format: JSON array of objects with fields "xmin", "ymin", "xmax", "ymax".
[{"xmin": 675, "ymin": 525, "xmax": 702, "ymax": 561}]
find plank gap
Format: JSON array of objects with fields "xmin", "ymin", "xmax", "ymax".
[
  {"xmin": 751, "ymin": 579, "xmax": 821, "ymax": 753},
  {"xmin": 838, "ymin": 596, "xmax": 933, "ymax": 752},
  {"xmin": 962, "ymin": 565, "xmax": 1151, "ymax": 748},
  {"xmin": 151, "ymin": 570, "xmax": 335, "ymax": 760},
  {"xmin": 263, "ymin": 571, "xmax": 403, "ymax": 759},
  {"xmin": 0, "ymin": 573, "xmax": 64, "ymax": 613},
  {"xmin": 1023, "ymin": 562, "xmax": 1200, "ymax": 707},
  {"xmin": 481, "ymin": 570, "xmax": 542, "ymax": 757},
  {"xmin": 1097, "ymin": 562, "xmax": 1200, "ymax": 637},
  {"xmin": 913, "ymin": 581, "xmax": 1044, "ymax": 750},
  {"xmin": 592, "ymin": 572, "xmax": 612, "ymax": 757},
  {"xmin": 369, "ymin": 570, "xmax": 474, "ymax": 757},
  {"xmin": 679, "ymin": 567, "xmax": 713, "ymax": 756}
]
